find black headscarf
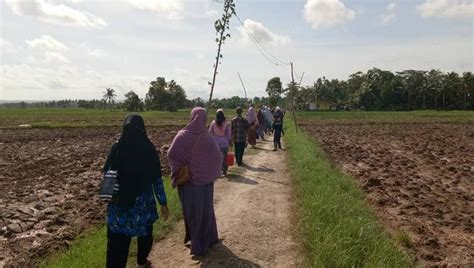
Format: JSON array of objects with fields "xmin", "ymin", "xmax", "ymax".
[
  {"xmin": 103, "ymin": 114, "xmax": 161, "ymax": 208},
  {"xmin": 216, "ymin": 110, "xmax": 226, "ymax": 126}
]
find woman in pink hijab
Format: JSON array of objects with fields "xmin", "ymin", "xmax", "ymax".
[
  {"xmin": 167, "ymin": 107, "xmax": 222, "ymax": 256},
  {"xmin": 209, "ymin": 109, "xmax": 232, "ymax": 175}
]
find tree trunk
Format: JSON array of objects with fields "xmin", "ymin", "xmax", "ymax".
[
  {"xmin": 423, "ymin": 93, "xmax": 426, "ymax": 110},
  {"xmin": 434, "ymin": 93, "xmax": 437, "ymax": 110},
  {"xmin": 208, "ymin": 3, "xmax": 230, "ymax": 110},
  {"xmin": 465, "ymin": 88, "xmax": 468, "ymax": 111},
  {"xmin": 442, "ymin": 93, "xmax": 445, "ymax": 110},
  {"xmin": 407, "ymin": 93, "xmax": 411, "ymax": 111}
]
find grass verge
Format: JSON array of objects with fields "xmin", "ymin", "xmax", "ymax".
[
  {"xmin": 284, "ymin": 120, "xmax": 414, "ymax": 267},
  {"xmin": 41, "ymin": 178, "xmax": 181, "ymax": 268},
  {"xmin": 297, "ymin": 110, "xmax": 474, "ymax": 124}
]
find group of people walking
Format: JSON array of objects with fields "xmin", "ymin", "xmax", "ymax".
[{"xmin": 102, "ymin": 105, "xmax": 284, "ymax": 267}]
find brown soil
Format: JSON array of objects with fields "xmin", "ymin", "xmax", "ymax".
[
  {"xmin": 0, "ymin": 127, "xmax": 179, "ymax": 267},
  {"xmin": 301, "ymin": 120, "xmax": 474, "ymax": 267},
  {"xmin": 149, "ymin": 139, "xmax": 300, "ymax": 267}
]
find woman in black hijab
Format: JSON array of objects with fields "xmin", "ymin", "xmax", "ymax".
[{"xmin": 103, "ymin": 114, "xmax": 169, "ymax": 268}]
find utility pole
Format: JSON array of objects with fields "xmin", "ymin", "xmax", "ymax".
[
  {"xmin": 237, "ymin": 72, "xmax": 248, "ymax": 103},
  {"xmin": 289, "ymin": 62, "xmax": 299, "ymax": 134}
]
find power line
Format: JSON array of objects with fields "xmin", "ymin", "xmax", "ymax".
[
  {"xmin": 234, "ymin": 13, "xmax": 291, "ymax": 67},
  {"xmin": 236, "ymin": 13, "xmax": 290, "ymax": 66}
]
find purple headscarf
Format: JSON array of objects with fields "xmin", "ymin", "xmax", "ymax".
[
  {"xmin": 246, "ymin": 107, "xmax": 257, "ymax": 124},
  {"xmin": 167, "ymin": 107, "xmax": 222, "ymax": 185}
]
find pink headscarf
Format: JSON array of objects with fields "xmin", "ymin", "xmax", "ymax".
[
  {"xmin": 167, "ymin": 107, "xmax": 222, "ymax": 185},
  {"xmin": 246, "ymin": 107, "xmax": 257, "ymax": 124}
]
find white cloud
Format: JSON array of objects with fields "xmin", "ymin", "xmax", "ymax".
[
  {"xmin": 88, "ymin": 49, "xmax": 106, "ymax": 57},
  {"xmin": 1, "ymin": 38, "xmax": 15, "ymax": 54},
  {"xmin": 26, "ymin": 35, "xmax": 68, "ymax": 51},
  {"xmin": 127, "ymin": 0, "xmax": 184, "ymax": 19},
  {"xmin": 1, "ymin": 64, "xmax": 150, "ymax": 100},
  {"xmin": 304, "ymin": 0, "xmax": 355, "ymax": 29},
  {"xmin": 417, "ymin": 0, "xmax": 474, "ymax": 18},
  {"xmin": 238, "ymin": 19, "xmax": 290, "ymax": 47},
  {"xmin": 44, "ymin": 51, "xmax": 70, "ymax": 64},
  {"xmin": 5, "ymin": 0, "xmax": 107, "ymax": 28},
  {"xmin": 381, "ymin": 2, "xmax": 397, "ymax": 25},
  {"xmin": 25, "ymin": 36, "xmax": 70, "ymax": 64},
  {"xmin": 204, "ymin": 9, "xmax": 219, "ymax": 19}
]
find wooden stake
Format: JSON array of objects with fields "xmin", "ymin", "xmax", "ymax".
[{"xmin": 290, "ymin": 62, "xmax": 299, "ymax": 134}]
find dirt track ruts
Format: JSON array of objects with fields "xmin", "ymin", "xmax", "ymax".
[{"xmin": 149, "ymin": 139, "xmax": 300, "ymax": 267}]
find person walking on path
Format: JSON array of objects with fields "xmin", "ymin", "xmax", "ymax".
[
  {"xmin": 272, "ymin": 107, "xmax": 285, "ymax": 151},
  {"xmin": 246, "ymin": 107, "xmax": 258, "ymax": 148},
  {"xmin": 103, "ymin": 114, "xmax": 169, "ymax": 268},
  {"xmin": 209, "ymin": 109, "xmax": 232, "ymax": 175},
  {"xmin": 167, "ymin": 107, "xmax": 222, "ymax": 256},
  {"xmin": 231, "ymin": 106, "xmax": 249, "ymax": 166},
  {"xmin": 256, "ymin": 107, "xmax": 266, "ymax": 140},
  {"xmin": 263, "ymin": 106, "xmax": 273, "ymax": 134}
]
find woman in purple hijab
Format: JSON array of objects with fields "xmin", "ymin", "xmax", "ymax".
[{"xmin": 167, "ymin": 107, "xmax": 222, "ymax": 256}]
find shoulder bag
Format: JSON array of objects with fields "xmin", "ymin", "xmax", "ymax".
[
  {"xmin": 173, "ymin": 133, "xmax": 203, "ymax": 187},
  {"xmin": 99, "ymin": 143, "xmax": 120, "ymax": 203}
]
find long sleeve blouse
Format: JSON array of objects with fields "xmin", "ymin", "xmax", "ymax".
[
  {"xmin": 208, "ymin": 120, "xmax": 232, "ymax": 148},
  {"xmin": 106, "ymin": 176, "xmax": 167, "ymax": 236}
]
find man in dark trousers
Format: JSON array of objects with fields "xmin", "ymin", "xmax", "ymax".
[
  {"xmin": 272, "ymin": 106, "xmax": 284, "ymax": 151},
  {"xmin": 231, "ymin": 106, "xmax": 249, "ymax": 166}
]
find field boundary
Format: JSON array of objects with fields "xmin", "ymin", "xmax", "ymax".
[
  {"xmin": 284, "ymin": 118, "xmax": 414, "ymax": 267},
  {"xmin": 41, "ymin": 178, "xmax": 181, "ymax": 268}
]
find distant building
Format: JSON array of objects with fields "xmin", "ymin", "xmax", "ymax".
[{"xmin": 307, "ymin": 100, "xmax": 337, "ymax": 111}]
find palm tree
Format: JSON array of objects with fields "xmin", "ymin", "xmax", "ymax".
[
  {"xmin": 463, "ymin": 72, "xmax": 473, "ymax": 110},
  {"xmin": 102, "ymin": 88, "xmax": 116, "ymax": 109}
]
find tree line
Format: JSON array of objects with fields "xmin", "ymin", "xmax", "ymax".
[
  {"xmin": 2, "ymin": 69, "xmax": 472, "ymax": 111},
  {"xmin": 292, "ymin": 68, "xmax": 474, "ymax": 111}
]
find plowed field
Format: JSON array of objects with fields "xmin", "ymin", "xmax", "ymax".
[
  {"xmin": 301, "ymin": 120, "xmax": 474, "ymax": 266},
  {"xmin": 0, "ymin": 126, "xmax": 179, "ymax": 267}
]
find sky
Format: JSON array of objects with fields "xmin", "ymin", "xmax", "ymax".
[{"xmin": 0, "ymin": 0, "xmax": 473, "ymax": 101}]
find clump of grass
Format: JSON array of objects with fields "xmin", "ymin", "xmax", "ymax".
[
  {"xmin": 284, "ymin": 120, "xmax": 414, "ymax": 267},
  {"xmin": 41, "ymin": 178, "xmax": 181, "ymax": 268},
  {"xmin": 396, "ymin": 230, "xmax": 413, "ymax": 248}
]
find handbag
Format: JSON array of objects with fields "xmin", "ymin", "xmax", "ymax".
[
  {"xmin": 99, "ymin": 143, "xmax": 120, "ymax": 202},
  {"xmin": 173, "ymin": 133, "xmax": 203, "ymax": 187}
]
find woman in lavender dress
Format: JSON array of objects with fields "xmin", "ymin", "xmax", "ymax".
[
  {"xmin": 167, "ymin": 107, "xmax": 222, "ymax": 256},
  {"xmin": 209, "ymin": 109, "xmax": 232, "ymax": 175}
]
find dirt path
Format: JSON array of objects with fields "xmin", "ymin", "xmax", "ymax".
[{"xmin": 149, "ymin": 139, "xmax": 300, "ymax": 267}]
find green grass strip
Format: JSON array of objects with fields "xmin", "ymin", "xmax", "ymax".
[
  {"xmin": 284, "ymin": 120, "xmax": 414, "ymax": 267},
  {"xmin": 41, "ymin": 178, "xmax": 181, "ymax": 268},
  {"xmin": 297, "ymin": 110, "xmax": 474, "ymax": 123}
]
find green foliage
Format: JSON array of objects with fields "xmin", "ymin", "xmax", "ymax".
[
  {"xmin": 296, "ymin": 68, "xmax": 474, "ymax": 111},
  {"xmin": 41, "ymin": 178, "xmax": 181, "ymax": 268},
  {"xmin": 102, "ymin": 88, "xmax": 116, "ymax": 108},
  {"xmin": 266, "ymin": 77, "xmax": 283, "ymax": 107},
  {"xmin": 145, "ymin": 77, "xmax": 187, "ymax": 111},
  {"xmin": 213, "ymin": 0, "xmax": 236, "ymax": 45},
  {"xmin": 208, "ymin": 0, "xmax": 236, "ymax": 106},
  {"xmin": 123, "ymin": 90, "xmax": 144, "ymax": 112},
  {"xmin": 284, "ymin": 119, "xmax": 414, "ymax": 267}
]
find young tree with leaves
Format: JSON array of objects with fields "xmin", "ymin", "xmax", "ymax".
[
  {"xmin": 208, "ymin": 0, "xmax": 236, "ymax": 108},
  {"xmin": 266, "ymin": 77, "xmax": 283, "ymax": 107},
  {"xmin": 145, "ymin": 77, "xmax": 187, "ymax": 112},
  {"xmin": 123, "ymin": 90, "xmax": 144, "ymax": 111}
]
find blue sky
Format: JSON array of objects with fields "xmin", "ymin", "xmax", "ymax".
[{"xmin": 1, "ymin": 0, "xmax": 473, "ymax": 101}]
